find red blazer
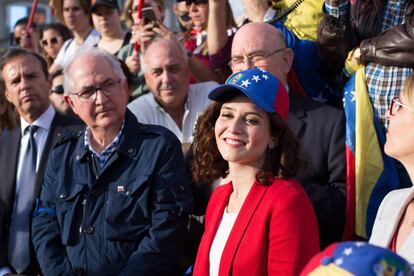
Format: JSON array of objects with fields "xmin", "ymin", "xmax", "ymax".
[{"xmin": 193, "ymin": 179, "xmax": 320, "ymax": 276}]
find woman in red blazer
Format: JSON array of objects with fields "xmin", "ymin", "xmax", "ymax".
[{"xmin": 191, "ymin": 68, "xmax": 320, "ymax": 276}]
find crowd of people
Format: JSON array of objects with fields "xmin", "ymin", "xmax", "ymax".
[{"xmin": 0, "ymin": 0, "xmax": 413, "ymax": 275}]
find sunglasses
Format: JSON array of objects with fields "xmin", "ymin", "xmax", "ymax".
[
  {"xmin": 51, "ymin": 85, "xmax": 64, "ymax": 94},
  {"xmin": 41, "ymin": 36, "xmax": 61, "ymax": 47},
  {"xmin": 186, "ymin": 0, "xmax": 208, "ymax": 5},
  {"xmin": 179, "ymin": 13, "xmax": 191, "ymax": 22}
]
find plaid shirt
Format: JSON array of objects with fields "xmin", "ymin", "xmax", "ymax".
[
  {"xmin": 84, "ymin": 122, "xmax": 125, "ymax": 168},
  {"xmin": 325, "ymin": 0, "xmax": 412, "ymax": 129}
]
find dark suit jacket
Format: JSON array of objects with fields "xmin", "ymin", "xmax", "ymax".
[
  {"xmin": 0, "ymin": 111, "xmax": 82, "ymax": 275},
  {"xmin": 288, "ymin": 92, "xmax": 346, "ymax": 249}
]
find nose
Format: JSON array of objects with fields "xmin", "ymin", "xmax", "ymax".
[
  {"xmin": 94, "ymin": 88, "xmax": 109, "ymax": 104},
  {"xmin": 161, "ymin": 70, "xmax": 173, "ymax": 84},
  {"xmin": 227, "ymin": 117, "xmax": 243, "ymax": 134},
  {"xmin": 241, "ymin": 58, "xmax": 253, "ymax": 71},
  {"xmin": 189, "ymin": 3, "xmax": 198, "ymax": 12}
]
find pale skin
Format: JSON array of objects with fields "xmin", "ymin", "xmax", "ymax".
[
  {"xmin": 384, "ymin": 92, "xmax": 414, "ymax": 251},
  {"xmin": 215, "ymin": 95, "xmax": 275, "ymax": 213}
]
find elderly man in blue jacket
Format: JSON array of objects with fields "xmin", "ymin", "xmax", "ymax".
[{"xmin": 31, "ymin": 48, "xmax": 193, "ymax": 276}]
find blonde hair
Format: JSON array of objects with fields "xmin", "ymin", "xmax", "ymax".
[{"xmin": 402, "ymin": 73, "xmax": 414, "ymax": 106}]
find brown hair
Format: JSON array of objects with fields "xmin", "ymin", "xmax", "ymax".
[
  {"xmin": 55, "ymin": 0, "xmax": 92, "ymax": 26},
  {"xmin": 122, "ymin": 0, "xmax": 165, "ymax": 28},
  {"xmin": 192, "ymin": 101, "xmax": 303, "ymax": 185}
]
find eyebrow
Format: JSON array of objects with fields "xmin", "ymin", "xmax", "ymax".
[
  {"xmin": 231, "ymin": 50, "xmax": 266, "ymax": 58},
  {"xmin": 221, "ymin": 106, "xmax": 264, "ymax": 118}
]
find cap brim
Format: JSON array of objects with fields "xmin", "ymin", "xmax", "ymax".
[
  {"xmin": 208, "ymin": 84, "xmax": 274, "ymax": 113},
  {"xmin": 91, "ymin": 3, "xmax": 118, "ymax": 13}
]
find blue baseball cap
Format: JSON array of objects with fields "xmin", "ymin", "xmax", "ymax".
[
  {"xmin": 301, "ymin": 241, "xmax": 414, "ymax": 275},
  {"xmin": 208, "ymin": 68, "xmax": 289, "ymax": 121}
]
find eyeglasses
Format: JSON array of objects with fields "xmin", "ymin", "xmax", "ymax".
[
  {"xmin": 228, "ymin": 48, "xmax": 287, "ymax": 68},
  {"xmin": 51, "ymin": 85, "xmax": 64, "ymax": 94},
  {"xmin": 41, "ymin": 36, "xmax": 61, "ymax": 47},
  {"xmin": 69, "ymin": 80, "xmax": 120, "ymax": 103},
  {"xmin": 186, "ymin": 0, "xmax": 208, "ymax": 5},
  {"xmin": 389, "ymin": 96, "xmax": 413, "ymax": 116},
  {"xmin": 178, "ymin": 12, "xmax": 191, "ymax": 22}
]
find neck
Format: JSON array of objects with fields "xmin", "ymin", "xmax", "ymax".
[
  {"xmin": 20, "ymin": 105, "xmax": 48, "ymax": 124},
  {"xmin": 165, "ymin": 105, "xmax": 185, "ymax": 130},
  {"xmin": 74, "ymin": 26, "xmax": 92, "ymax": 44},
  {"xmin": 88, "ymin": 123, "xmax": 121, "ymax": 153},
  {"xmin": 228, "ymin": 163, "xmax": 258, "ymax": 195}
]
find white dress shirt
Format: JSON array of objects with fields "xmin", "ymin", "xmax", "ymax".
[{"xmin": 128, "ymin": 81, "xmax": 218, "ymax": 143}]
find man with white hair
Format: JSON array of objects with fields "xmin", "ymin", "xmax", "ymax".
[
  {"xmin": 31, "ymin": 48, "xmax": 193, "ymax": 275},
  {"xmin": 128, "ymin": 38, "xmax": 218, "ymax": 154}
]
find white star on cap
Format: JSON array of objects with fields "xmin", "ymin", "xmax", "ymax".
[
  {"xmin": 241, "ymin": 79, "xmax": 251, "ymax": 87},
  {"xmin": 252, "ymin": 75, "xmax": 260, "ymax": 83},
  {"xmin": 334, "ymin": 258, "xmax": 343, "ymax": 266},
  {"xmin": 262, "ymin": 74, "xmax": 269, "ymax": 80},
  {"xmin": 343, "ymin": 247, "xmax": 353, "ymax": 256}
]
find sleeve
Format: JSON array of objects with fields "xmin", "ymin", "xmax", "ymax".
[
  {"xmin": 359, "ymin": 21, "xmax": 414, "ymax": 67},
  {"xmin": 119, "ymin": 137, "xmax": 194, "ymax": 276},
  {"xmin": 268, "ymin": 184, "xmax": 320, "ymax": 275},
  {"xmin": 324, "ymin": 0, "xmax": 349, "ymax": 18},
  {"xmin": 31, "ymin": 150, "xmax": 75, "ymax": 276},
  {"xmin": 301, "ymin": 110, "xmax": 346, "ymax": 248},
  {"xmin": 53, "ymin": 40, "xmax": 70, "ymax": 67}
]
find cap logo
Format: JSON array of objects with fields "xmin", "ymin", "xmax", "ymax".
[{"xmin": 229, "ymin": 73, "xmax": 243, "ymax": 85}]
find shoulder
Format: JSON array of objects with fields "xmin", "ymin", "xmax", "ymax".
[
  {"xmin": 53, "ymin": 128, "xmax": 83, "ymax": 149},
  {"xmin": 127, "ymin": 94, "xmax": 155, "ymax": 119},
  {"xmin": 117, "ymin": 43, "xmax": 134, "ymax": 59},
  {"xmin": 265, "ymin": 178, "xmax": 310, "ymax": 204},
  {"xmin": 379, "ymin": 187, "xmax": 413, "ymax": 212},
  {"xmin": 189, "ymin": 81, "xmax": 219, "ymax": 93}
]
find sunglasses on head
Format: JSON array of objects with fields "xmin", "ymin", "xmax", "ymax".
[
  {"xmin": 186, "ymin": 0, "xmax": 208, "ymax": 5},
  {"xmin": 51, "ymin": 85, "xmax": 64, "ymax": 94},
  {"xmin": 41, "ymin": 37, "xmax": 61, "ymax": 47}
]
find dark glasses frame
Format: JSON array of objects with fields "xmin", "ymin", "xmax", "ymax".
[
  {"xmin": 51, "ymin": 85, "xmax": 64, "ymax": 94},
  {"xmin": 40, "ymin": 36, "xmax": 61, "ymax": 47}
]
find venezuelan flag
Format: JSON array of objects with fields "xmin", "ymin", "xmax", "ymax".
[{"xmin": 343, "ymin": 68, "xmax": 399, "ymax": 239}]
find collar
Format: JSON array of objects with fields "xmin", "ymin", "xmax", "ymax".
[
  {"xmin": 263, "ymin": 7, "xmax": 277, "ymax": 22},
  {"xmin": 20, "ymin": 105, "xmax": 55, "ymax": 135},
  {"xmin": 83, "ymin": 121, "xmax": 125, "ymax": 156}
]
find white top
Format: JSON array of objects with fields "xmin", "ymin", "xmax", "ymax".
[
  {"xmin": 54, "ymin": 28, "xmax": 100, "ymax": 68},
  {"xmin": 209, "ymin": 208, "xmax": 238, "ymax": 276},
  {"xmin": 127, "ymin": 81, "xmax": 218, "ymax": 143}
]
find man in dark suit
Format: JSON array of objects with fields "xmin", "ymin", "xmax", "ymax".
[
  {"xmin": 229, "ymin": 22, "xmax": 346, "ymax": 249},
  {"xmin": 0, "ymin": 48, "xmax": 81, "ymax": 275}
]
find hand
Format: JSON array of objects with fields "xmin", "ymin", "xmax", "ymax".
[
  {"xmin": 242, "ymin": 0, "xmax": 269, "ymax": 22},
  {"xmin": 353, "ymin": 47, "xmax": 362, "ymax": 64},
  {"xmin": 125, "ymin": 51, "xmax": 141, "ymax": 74}
]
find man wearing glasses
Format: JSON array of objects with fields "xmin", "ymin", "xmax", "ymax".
[{"xmin": 31, "ymin": 48, "xmax": 193, "ymax": 275}]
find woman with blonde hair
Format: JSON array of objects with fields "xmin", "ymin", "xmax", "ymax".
[{"xmin": 370, "ymin": 73, "xmax": 414, "ymax": 263}]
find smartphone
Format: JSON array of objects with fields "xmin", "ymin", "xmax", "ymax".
[{"xmin": 142, "ymin": 7, "xmax": 157, "ymax": 25}]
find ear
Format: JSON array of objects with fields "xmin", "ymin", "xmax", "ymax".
[
  {"xmin": 281, "ymin": 48, "xmax": 294, "ymax": 74},
  {"xmin": 64, "ymin": 95, "xmax": 78, "ymax": 115},
  {"xmin": 269, "ymin": 137, "xmax": 278, "ymax": 150}
]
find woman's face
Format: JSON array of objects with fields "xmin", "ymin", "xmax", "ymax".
[
  {"xmin": 41, "ymin": 29, "xmax": 64, "ymax": 59},
  {"xmin": 92, "ymin": 6, "xmax": 120, "ymax": 36},
  {"xmin": 188, "ymin": 2, "xmax": 208, "ymax": 29},
  {"xmin": 215, "ymin": 95, "xmax": 272, "ymax": 168},
  {"xmin": 384, "ymin": 93, "xmax": 414, "ymax": 162}
]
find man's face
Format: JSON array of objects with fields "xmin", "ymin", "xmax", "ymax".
[
  {"xmin": 230, "ymin": 25, "xmax": 292, "ymax": 84},
  {"xmin": 63, "ymin": 0, "xmax": 90, "ymax": 32},
  {"xmin": 2, "ymin": 55, "xmax": 50, "ymax": 122},
  {"xmin": 65, "ymin": 56, "xmax": 129, "ymax": 130},
  {"xmin": 144, "ymin": 43, "xmax": 190, "ymax": 111}
]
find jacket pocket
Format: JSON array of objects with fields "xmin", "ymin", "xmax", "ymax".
[
  {"xmin": 105, "ymin": 174, "xmax": 151, "ymax": 241},
  {"xmin": 55, "ymin": 183, "xmax": 86, "ymax": 245}
]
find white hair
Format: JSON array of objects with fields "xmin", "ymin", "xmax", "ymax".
[{"xmin": 63, "ymin": 48, "xmax": 126, "ymax": 95}]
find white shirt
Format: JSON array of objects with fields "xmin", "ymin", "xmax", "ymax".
[
  {"xmin": 54, "ymin": 28, "xmax": 100, "ymax": 68},
  {"xmin": 209, "ymin": 208, "xmax": 238, "ymax": 276},
  {"xmin": 128, "ymin": 81, "xmax": 218, "ymax": 143},
  {"xmin": 0, "ymin": 105, "xmax": 55, "ymax": 276}
]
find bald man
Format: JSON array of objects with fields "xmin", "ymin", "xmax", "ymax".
[
  {"xmin": 229, "ymin": 23, "xmax": 346, "ymax": 249},
  {"xmin": 128, "ymin": 38, "xmax": 218, "ymax": 153}
]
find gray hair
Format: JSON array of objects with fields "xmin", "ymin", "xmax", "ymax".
[
  {"xmin": 141, "ymin": 38, "xmax": 189, "ymax": 74},
  {"xmin": 63, "ymin": 48, "xmax": 126, "ymax": 95}
]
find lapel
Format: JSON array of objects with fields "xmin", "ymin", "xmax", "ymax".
[
  {"xmin": 1, "ymin": 128, "xmax": 22, "ymax": 214},
  {"xmin": 33, "ymin": 112, "xmax": 69, "ymax": 200},
  {"xmin": 287, "ymin": 92, "xmax": 307, "ymax": 138},
  {"xmin": 219, "ymin": 183, "xmax": 269, "ymax": 276},
  {"xmin": 381, "ymin": 189, "xmax": 414, "ymax": 250}
]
